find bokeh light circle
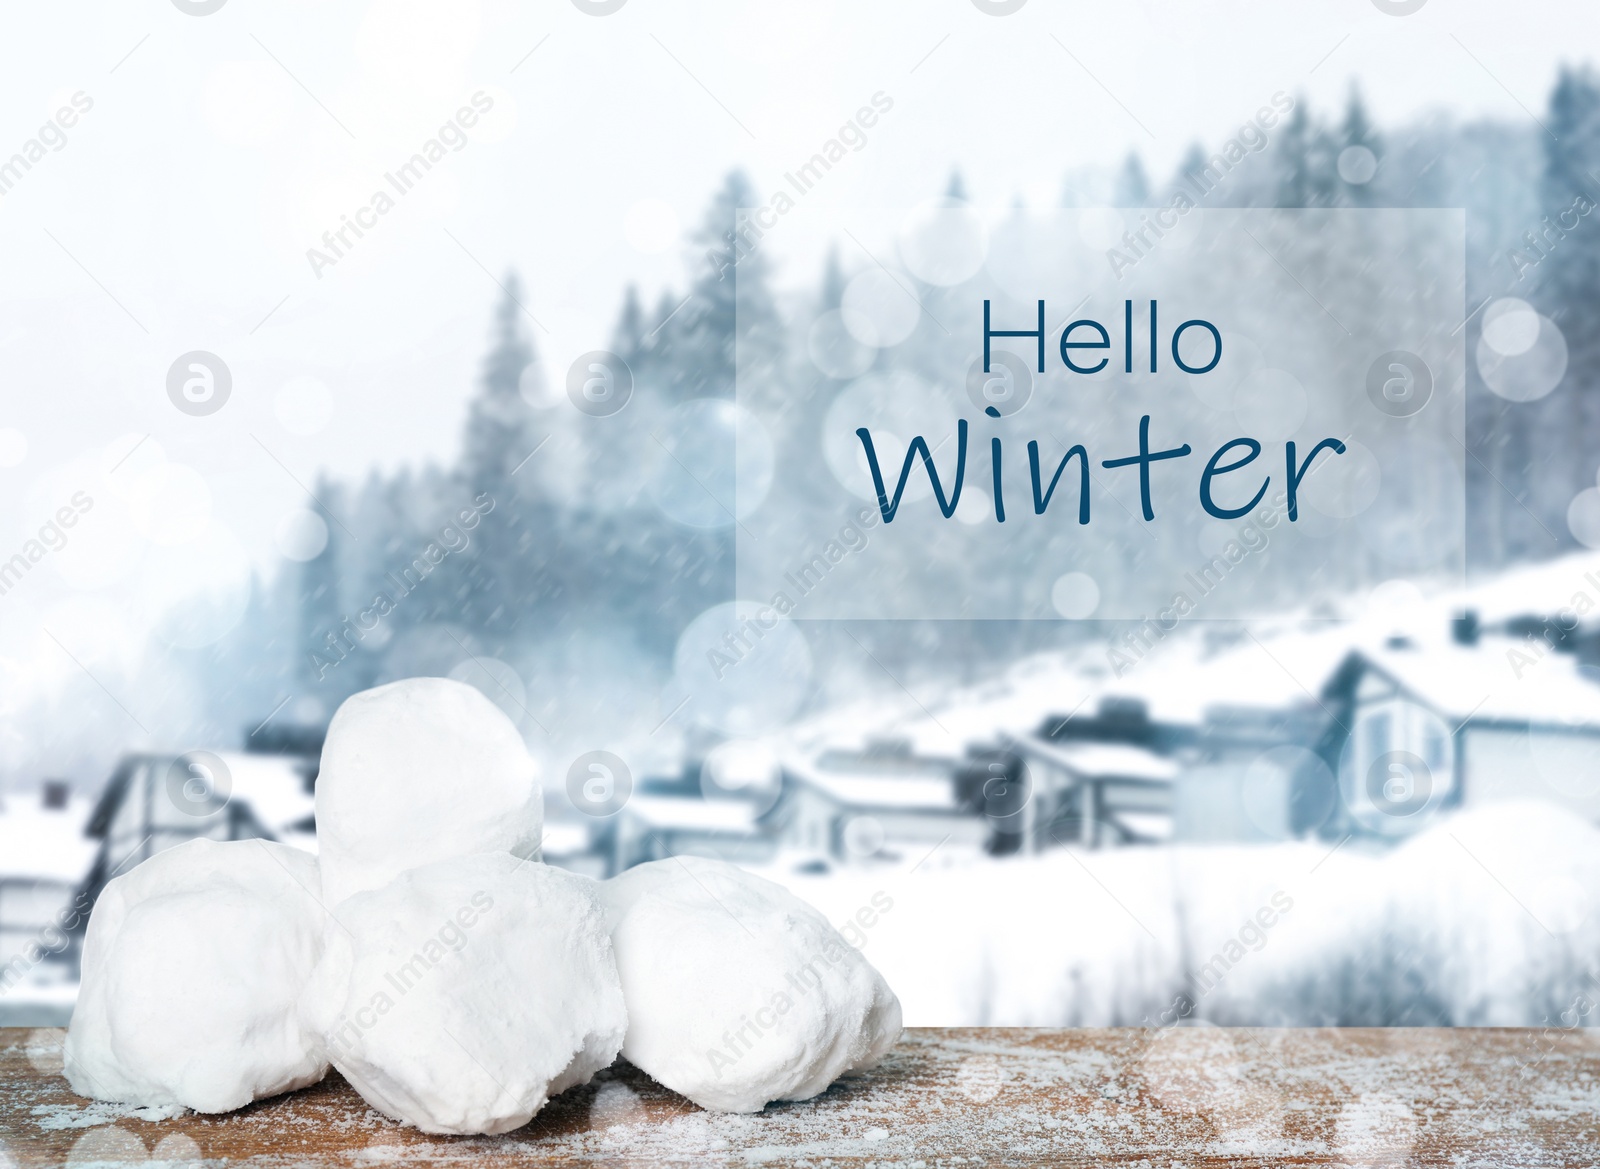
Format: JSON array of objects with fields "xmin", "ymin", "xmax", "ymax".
[
  {"xmin": 1050, "ymin": 572, "xmax": 1100, "ymax": 618},
  {"xmin": 1477, "ymin": 313, "xmax": 1567, "ymax": 401}
]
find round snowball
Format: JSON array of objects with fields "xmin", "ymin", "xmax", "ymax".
[
  {"xmin": 64, "ymin": 838, "xmax": 327, "ymax": 1113},
  {"xmin": 315, "ymin": 677, "xmax": 542, "ymax": 906},
  {"xmin": 300, "ymin": 854, "xmax": 626, "ymax": 1135},
  {"xmin": 596, "ymin": 856, "xmax": 902, "ymax": 1113}
]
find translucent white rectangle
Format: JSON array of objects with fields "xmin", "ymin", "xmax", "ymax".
[{"xmin": 735, "ymin": 209, "xmax": 1466, "ymax": 620}]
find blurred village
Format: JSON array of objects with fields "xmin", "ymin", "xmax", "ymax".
[
  {"xmin": 8, "ymin": 72, "xmax": 1600, "ymax": 1027},
  {"xmin": 6, "ymin": 549, "xmax": 1600, "ymax": 1028}
]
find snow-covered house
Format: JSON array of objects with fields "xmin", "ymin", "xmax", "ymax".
[
  {"xmin": 80, "ymin": 750, "xmax": 317, "ymax": 907},
  {"xmin": 0, "ymin": 782, "xmax": 97, "ymax": 975},
  {"xmin": 1083, "ymin": 624, "xmax": 1382, "ymax": 844},
  {"xmin": 1318, "ymin": 633, "xmax": 1600, "ymax": 837},
  {"xmin": 767, "ymin": 747, "xmax": 987, "ymax": 864},
  {"xmin": 713, "ymin": 549, "xmax": 1600, "ymax": 855},
  {"xmin": 1171, "ymin": 701, "xmax": 1331, "ymax": 843},
  {"xmin": 1012, "ymin": 735, "xmax": 1182, "ymax": 848}
]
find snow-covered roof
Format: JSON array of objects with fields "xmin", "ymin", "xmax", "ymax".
[
  {"xmin": 88, "ymin": 751, "xmax": 317, "ymax": 845},
  {"xmin": 276, "ymin": 829, "xmax": 319, "ymax": 856},
  {"xmin": 1451, "ymin": 548, "xmax": 1600, "ymax": 627},
  {"xmin": 0, "ymin": 791, "xmax": 96, "ymax": 882},
  {"xmin": 1103, "ymin": 626, "xmax": 1352, "ymax": 726},
  {"xmin": 622, "ymin": 795, "xmax": 761, "ymax": 833},
  {"xmin": 1354, "ymin": 636, "xmax": 1600, "ymax": 728},
  {"xmin": 788, "ymin": 767, "xmax": 961, "ymax": 812},
  {"xmin": 761, "ymin": 647, "xmax": 1107, "ymax": 763},
  {"xmin": 214, "ymin": 752, "xmax": 316, "ymax": 838},
  {"xmin": 1106, "ymin": 809, "xmax": 1174, "ymax": 842},
  {"xmin": 1021, "ymin": 739, "xmax": 1180, "ymax": 782},
  {"xmin": 903, "ymin": 658, "xmax": 1104, "ymax": 756},
  {"xmin": 540, "ymin": 820, "xmax": 593, "ymax": 856}
]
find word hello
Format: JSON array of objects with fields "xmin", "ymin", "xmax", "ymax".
[
  {"xmin": 705, "ymin": 891, "xmax": 893, "ymax": 1079},
  {"xmin": 984, "ymin": 299, "xmax": 1222, "ymax": 377},
  {"xmin": 329, "ymin": 890, "xmax": 495, "ymax": 1054}
]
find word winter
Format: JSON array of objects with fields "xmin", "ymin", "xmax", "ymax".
[{"xmin": 856, "ymin": 417, "xmax": 1345, "ymax": 525}]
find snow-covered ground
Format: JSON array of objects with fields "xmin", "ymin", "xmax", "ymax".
[
  {"xmin": 4, "ymin": 800, "xmax": 1595, "ymax": 1029},
  {"xmin": 755, "ymin": 800, "xmax": 1600, "ymax": 1028}
]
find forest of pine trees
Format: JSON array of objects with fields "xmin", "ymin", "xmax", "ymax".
[{"xmin": 231, "ymin": 71, "xmax": 1600, "ymax": 759}]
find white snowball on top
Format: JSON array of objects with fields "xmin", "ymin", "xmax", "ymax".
[
  {"xmin": 315, "ymin": 677, "xmax": 542, "ymax": 907},
  {"xmin": 596, "ymin": 856, "xmax": 902, "ymax": 1113},
  {"xmin": 299, "ymin": 853, "xmax": 626, "ymax": 1135},
  {"xmin": 64, "ymin": 838, "xmax": 327, "ymax": 1113}
]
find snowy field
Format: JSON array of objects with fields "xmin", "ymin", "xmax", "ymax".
[
  {"xmin": 755, "ymin": 801, "xmax": 1600, "ymax": 1029},
  {"xmin": 5, "ymin": 800, "xmax": 1594, "ymax": 1031}
]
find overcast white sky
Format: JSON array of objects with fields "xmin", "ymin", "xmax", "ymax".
[{"xmin": 0, "ymin": 0, "xmax": 1592, "ymax": 742}]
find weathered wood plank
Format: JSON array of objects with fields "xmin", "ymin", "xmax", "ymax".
[{"xmin": 3, "ymin": 1027, "xmax": 1597, "ymax": 1166}]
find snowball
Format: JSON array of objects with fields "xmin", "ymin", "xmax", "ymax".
[
  {"xmin": 315, "ymin": 677, "xmax": 542, "ymax": 906},
  {"xmin": 300, "ymin": 853, "xmax": 625, "ymax": 1135},
  {"xmin": 596, "ymin": 856, "xmax": 901, "ymax": 1113},
  {"xmin": 64, "ymin": 838, "xmax": 327, "ymax": 1113}
]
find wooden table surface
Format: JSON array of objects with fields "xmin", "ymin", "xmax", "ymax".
[{"xmin": 4, "ymin": 1026, "xmax": 1598, "ymax": 1167}]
